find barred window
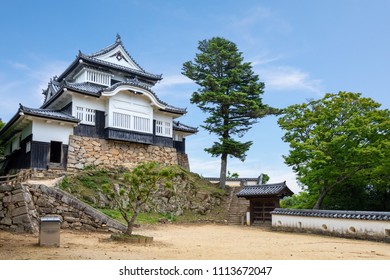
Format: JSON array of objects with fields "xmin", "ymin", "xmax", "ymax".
[
  {"xmin": 76, "ymin": 106, "xmax": 96, "ymax": 125},
  {"xmin": 155, "ymin": 120, "xmax": 171, "ymax": 136}
]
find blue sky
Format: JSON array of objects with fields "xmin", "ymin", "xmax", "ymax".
[{"xmin": 1, "ymin": 0, "xmax": 389, "ymax": 193}]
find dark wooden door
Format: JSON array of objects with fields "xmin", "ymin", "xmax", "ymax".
[
  {"xmin": 251, "ymin": 200, "xmax": 276, "ymax": 224},
  {"xmin": 49, "ymin": 141, "xmax": 62, "ymax": 163}
]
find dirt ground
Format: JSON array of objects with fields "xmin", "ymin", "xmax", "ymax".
[{"xmin": 0, "ymin": 224, "xmax": 389, "ymax": 260}]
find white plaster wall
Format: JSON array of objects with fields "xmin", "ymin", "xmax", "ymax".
[
  {"xmin": 72, "ymin": 94, "xmax": 106, "ymax": 113},
  {"xmin": 21, "ymin": 123, "xmax": 32, "ymax": 140},
  {"xmin": 154, "ymin": 112, "xmax": 172, "ymax": 123},
  {"xmin": 107, "ymin": 92, "xmax": 153, "ymax": 132},
  {"xmin": 6, "ymin": 123, "xmax": 33, "ymax": 154},
  {"xmin": 32, "ymin": 119, "xmax": 74, "ymax": 145},
  {"xmin": 11, "ymin": 136, "xmax": 20, "ymax": 152},
  {"xmin": 97, "ymin": 45, "xmax": 141, "ymax": 70},
  {"xmin": 272, "ymin": 214, "xmax": 390, "ymax": 238},
  {"xmin": 74, "ymin": 70, "xmax": 87, "ymax": 84}
]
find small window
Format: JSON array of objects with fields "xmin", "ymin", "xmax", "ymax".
[
  {"xmin": 76, "ymin": 106, "xmax": 96, "ymax": 125},
  {"xmin": 25, "ymin": 141, "xmax": 31, "ymax": 153},
  {"xmin": 155, "ymin": 120, "xmax": 171, "ymax": 137}
]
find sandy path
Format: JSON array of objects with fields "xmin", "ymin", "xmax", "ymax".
[{"xmin": 0, "ymin": 224, "xmax": 389, "ymax": 260}]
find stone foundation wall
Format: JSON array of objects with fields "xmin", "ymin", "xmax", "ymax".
[
  {"xmin": 176, "ymin": 152, "xmax": 190, "ymax": 171},
  {"xmin": 67, "ymin": 135, "xmax": 190, "ymax": 171},
  {"xmin": 0, "ymin": 183, "xmax": 126, "ymax": 233},
  {"xmin": 0, "ymin": 184, "xmax": 39, "ymax": 233}
]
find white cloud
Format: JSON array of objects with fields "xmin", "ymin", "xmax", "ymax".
[
  {"xmin": 0, "ymin": 60, "xmax": 68, "ymax": 121},
  {"xmin": 9, "ymin": 59, "xmax": 68, "ymax": 100},
  {"xmin": 228, "ymin": 5, "xmax": 293, "ymax": 40},
  {"xmin": 261, "ymin": 66, "xmax": 323, "ymax": 93},
  {"xmin": 9, "ymin": 62, "xmax": 30, "ymax": 70},
  {"xmin": 250, "ymin": 53, "xmax": 283, "ymax": 66},
  {"xmin": 155, "ymin": 74, "xmax": 193, "ymax": 90}
]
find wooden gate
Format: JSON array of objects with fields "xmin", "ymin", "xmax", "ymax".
[{"xmin": 250, "ymin": 199, "xmax": 278, "ymax": 224}]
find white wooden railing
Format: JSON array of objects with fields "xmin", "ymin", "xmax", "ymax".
[
  {"xmin": 86, "ymin": 70, "xmax": 111, "ymax": 86},
  {"xmin": 112, "ymin": 112, "xmax": 151, "ymax": 133}
]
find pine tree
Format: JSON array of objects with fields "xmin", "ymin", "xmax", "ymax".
[{"xmin": 182, "ymin": 37, "xmax": 279, "ymax": 189}]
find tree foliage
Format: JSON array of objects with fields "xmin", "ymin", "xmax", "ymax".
[
  {"xmin": 182, "ymin": 37, "xmax": 280, "ymax": 189},
  {"xmin": 259, "ymin": 173, "xmax": 270, "ymax": 184},
  {"xmin": 280, "ymin": 192, "xmax": 317, "ymax": 209},
  {"xmin": 227, "ymin": 171, "xmax": 239, "ymax": 178},
  {"xmin": 278, "ymin": 92, "xmax": 390, "ymax": 210},
  {"xmin": 102, "ymin": 162, "xmax": 182, "ymax": 236}
]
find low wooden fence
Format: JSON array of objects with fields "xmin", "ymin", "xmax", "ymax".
[{"xmin": 0, "ymin": 170, "xmax": 32, "ymax": 186}]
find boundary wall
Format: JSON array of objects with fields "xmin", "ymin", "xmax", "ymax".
[{"xmin": 272, "ymin": 208, "xmax": 390, "ymax": 242}]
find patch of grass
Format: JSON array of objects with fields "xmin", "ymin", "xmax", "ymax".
[
  {"xmin": 61, "ymin": 165, "xmax": 228, "ymax": 224},
  {"xmin": 98, "ymin": 208, "xmax": 126, "ymax": 223},
  {"xmin": 97, "ymin": 208, "xmax": 173, "ymax": 224}
]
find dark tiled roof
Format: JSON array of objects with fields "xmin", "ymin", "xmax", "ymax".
[
  {"xmin": 103, "ymin": 81, "xmax": 187, "ymax": 115},
  {"xmin": 104, "ymin": 80, "xmax": 151, "ymax": 93},
  {"xmin": 271, "ymin": 208, "xmax": 390, "ymax": 221},
  {"xmin": 80, "ymin": 53, "xmax": 162, "ymax": 81},
  {"xmin": 64, "ymin": 81, "xmax": 106, "ymax": 96},
  {"xmin": 20, "ymin": 105, "xmax": 79, "ymax": 123},
  {"xmin": 204, "ymin": 177, "xmax": 258, "ymax": 182},
  {"xmin": 173, "ymin": 121, "xmax": 198, "ymax": 133},
  {"xmin": 89, "ymin": 34, "xmax": 147, "ymax": 73},
  {"xmin": 236, "ymin": 181, "xmax": 293, "ymax": 197}
]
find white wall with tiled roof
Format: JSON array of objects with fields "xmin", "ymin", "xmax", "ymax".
[
  {"xmin": 272, "ymin": 210, "xmax": 390, "ymax": 240},
  {"xmin": 32, "ymin": 119, "xmax": 74, "ymax": 144}
]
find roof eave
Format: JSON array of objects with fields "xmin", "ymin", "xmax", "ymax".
[
  {"xmin": 0, "ymin": 108, "xmax": 23, "ymax": 140},
  {"xmin": 80, "ymin": 54, "xmax": 162, "ymax": 82},
  {"xmin": 23, "ymin": 112, "xmax": 79, "ymax": 124}
]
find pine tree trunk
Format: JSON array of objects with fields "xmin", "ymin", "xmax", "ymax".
[
  {"xmin": 125, "ymin": 210, "xmax": 139, "ymax": 236},
  {"xmin": 219, "ymin": 153, "xmax": 228, "ymax": 189}
]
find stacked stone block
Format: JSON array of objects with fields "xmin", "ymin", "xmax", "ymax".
[
  {"xmin": 67, "ymin": 135, "xmax": 189, "ymax": 171},
  {"xmin": 0, "ymin": 183, "xmax": 126, "ymax": 234}
]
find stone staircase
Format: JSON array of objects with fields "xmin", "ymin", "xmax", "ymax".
[{"xmin": 226, "ymin": 186, "xmax": 249, "ymax": 225}]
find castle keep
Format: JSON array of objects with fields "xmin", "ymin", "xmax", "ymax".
[{"xmin": 0, "ymin": 35, "xmax": 197, "ymax": 174}]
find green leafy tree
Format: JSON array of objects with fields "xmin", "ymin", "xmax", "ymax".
[
  {"xmin": 280, "ymin": 192, "xmax": 317, "ymax": 209},
  {"xmin": 182, "ymin": 37, "xmax": 280, "ymax": 189},
  {"xmin": 259, "ymin": 173, "xmax": 270, "ymax": 184},
  {"xmin": 103, "ymin": 162, "xmax": 179, "ymax": 236},
  {"xmin": 227, "ymin": 171, "xmax": 239, "ymax": 178},
  {"xmin": 278, "ymin": 92, "xmax": 389, "ymax": 209}
]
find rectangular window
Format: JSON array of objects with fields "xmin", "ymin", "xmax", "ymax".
[
  {"xmin": 76, "ymin": 106, "xmax": 96, "ymax": 125},
  {"xmin": 25, "ymin": 141, "xmax": 31, "ymax": 153},
  {"xmin": 155, "ymin": 120, "xmax": 171, "ymax": 137},
  {"xmin": 113, "ymin": 112, "xmax": 132, "ymax": 130},
  {"xmin": 164, "ymin": 122, "xmax": 171, "ymax": 136},
  {"xmin": 76, "ymin": 106, "xmax": 84, "ymax": 120},
  {"xmin": 112, "ymin": 112, "xmax": 151, "ymax": 133},
  {"xmin": 86, "ymin": 70, "xmax": 111, "ymax": 86},
  {"xmin": 156, "ymin": 120, "xmax": 163, "ymax": 135},
  {"xmin": 134, "ymin": 116, "xmax": 150, "ymax": 133}
]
